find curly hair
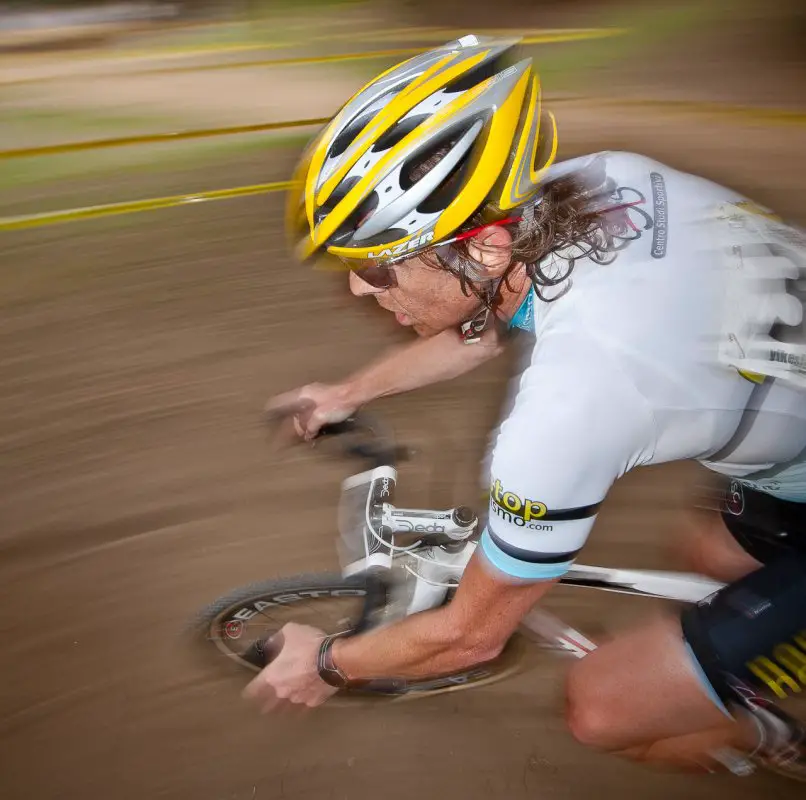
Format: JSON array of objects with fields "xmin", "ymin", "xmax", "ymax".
[{"xmin": 414, "ymin": 147, "xmax": 615, "ymax": 308}]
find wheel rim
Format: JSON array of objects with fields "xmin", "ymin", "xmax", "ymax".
[
  {"xmin": 208, "ymin": 585, "xmax": 368, "ymax": 671},
  {"xmin": 203, "ymin": 583, "xmax": 525, "ymax": 698}
]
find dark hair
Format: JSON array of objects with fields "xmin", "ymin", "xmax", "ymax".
[{"xmin": 413, "ymin": 147, "xmax": 613, "ymax": 307}]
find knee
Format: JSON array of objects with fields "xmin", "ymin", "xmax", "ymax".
[{"xmin": 564, "ymin": 664, "xmax": 617, "ymax": 751}]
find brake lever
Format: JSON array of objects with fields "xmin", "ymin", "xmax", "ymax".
[
  {"xmin": 265, "ymin": 409, "xmax": 408, "ymax": 468},
  {"xmin": 316, "ymin": 417, "xmax": 361, "ymax": 439},
  {"xmin": 263, "ymin": 406, "xmax": 360, "ymax": 438}
]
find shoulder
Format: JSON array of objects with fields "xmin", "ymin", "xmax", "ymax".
[
  {"xmin": 547, "ymin": 150, "xmax": 744, "ymax": 202},
  {"xmin": 481, "ymin": 332, "xmax": 656, "ymax": 581},
  {"xmin": 494, "ymin": 330, "xmax": 656, "ymax": 475}
]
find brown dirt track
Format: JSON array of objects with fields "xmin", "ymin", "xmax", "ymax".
[{"xmin": 1, "ymin": 116, "xmax": 805, "ymax": 799}]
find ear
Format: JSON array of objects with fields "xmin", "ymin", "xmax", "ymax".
[{"xmin": 466, "ymin": 225, "xmax": 513, "ymax": 279}]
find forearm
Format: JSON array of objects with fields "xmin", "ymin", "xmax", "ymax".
[
  {"xmin": 331, "ymin": 566, "xmax": 556, "ymax": 681},
  {"xmin": 345, "ymin": 327, "xmax": 502, "ymax": 407},
  {"xmin": 331, "ymin": 604, "xmax": 493, "ymax": 680}
]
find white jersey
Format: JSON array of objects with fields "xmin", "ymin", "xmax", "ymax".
[{"xmin": 481, "ymin": 152, "xmax": 806, "ymax": 581}]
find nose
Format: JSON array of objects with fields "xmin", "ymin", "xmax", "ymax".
[{"xmin": 349, "ymin": 270, "xmax": 385, "ymax": 297}]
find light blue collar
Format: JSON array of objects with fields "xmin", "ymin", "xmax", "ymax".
[{"xmin": 508, "ymin": 289, "xmax": 534, "ymax": 333}]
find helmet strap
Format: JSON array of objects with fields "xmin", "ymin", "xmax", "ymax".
[
  {"xmin": 459, "ymin": 275, "xmax": 505, "ymax": 344},
  {"xmin": 460, "ymin": 307, "xmax": 491, "ymax": 343},
  {"xmin": 436, "ymin": 230, "xmax": 514, "ymax": 343}
]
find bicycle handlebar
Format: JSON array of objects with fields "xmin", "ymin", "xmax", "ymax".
[{"xmin": 267, "ymin": 410, "xmax": 406, "ymax": 469}]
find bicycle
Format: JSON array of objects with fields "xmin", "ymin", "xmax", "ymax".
[{"xmin": 193, "ymin": 415, "xmax": 805, "ymax": 780}]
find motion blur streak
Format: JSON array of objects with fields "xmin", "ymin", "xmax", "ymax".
[{"xmin": 0, "ymin": 1, "xmax": 803, "ymax": 798}]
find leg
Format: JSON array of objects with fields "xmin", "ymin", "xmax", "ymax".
[
  {"xmin": 681, "ymin": 477, "xmax": 804, "ymax": 581},
  {"xmin": 565, "ymin": 613, "xmax": 757, "ymax": 772},
  {"xmin": 617, "ymin": 727, "xmax": 755, "ymax": 773},
  {"xmin": 678, "ymin": 505, "xmax": 761, "ymax": 583},
  {"xmin": 564, "ymin": 507, "xmax": 757, "ymax": 770},
  {"xmin": 566, "ymin": 549, "xmax": 806, "ymax": 772}
]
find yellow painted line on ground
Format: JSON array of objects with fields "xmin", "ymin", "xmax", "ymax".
[
  {"xmin": 138, "ymin": 29, "xmax": 628, "ymax": 74},
  {"xmin": 0, "ymin": 180, "xmax": 294, "ymax": 232},
  {"xmin": 0, "ymin": 118, "xmax": 329, "ymax": 160},
  {"xmin": 102, "ymin": 27, "xmax": 444, "ymax": 59},
  {"xmin": 6, "ymin": 26, "xmax": 622, "ymax": 62},
  {"xmin": 3, "ymin": 95, "xmax": 804, "ymax": 161},
  {"xmin": 0, "ymin": 29, "xmax": 627, "ymax": 86},
  {"xmin": 4, "ymin": 95, "xmax": 804, "ymax": 232},
  {"xmin": 551, "ymin": 96, "xmax": 806, "ymax": 127},
  {"xmin": 121, "ymin": 26, "xmax": 628, "ymax": 56},
  {"xmin": 109, "ymin": 39, "xmax": 290, "ymax": 60},
  {"xmin": 131, "ymin": 45, "xmax": 415, "ymax": 72},
  {"xmin": 365, "ymin": 26, "xmax": 624, "ymax": 39},
  {"xmin": 592, "ymin": 97, "xmax": 806, "ymax": 126}
]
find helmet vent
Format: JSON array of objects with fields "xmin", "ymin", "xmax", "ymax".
[
  {"xmin": 416, "ymin": 148, "xmax": 473, "ymax": 214},
  {"xmin": 372, "ymin": 114, "xmax": 430, "ymax": 153},
  {"xmin": 444, "ymin": 53, "xmax": 509, "ymax": 94},
  {"xmin": 532, "ymin": 111, "xmax": 555, "ymax": 172},
  {"xmin": 350, "ymin": 227, "xmax": 410, "ymax": 248},
  {"xmin": 400, "ymin": 120, "xmax": 476, "ymax": 191},
  {"xmin": 329, "ymin": 112, "xmax": 373, "ymax": 159},
  {"xmin": 329, "ymin": 87, "xmax": 407, "ymax": 160},
  {"xmin": 315, "ymin": 176, "xmax": 360, "ymax": 223},
  {"xmin": 325, "ymin": 191, "xmax": 379, "ymax": 247}
]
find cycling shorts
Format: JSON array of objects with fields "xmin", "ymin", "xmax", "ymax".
[{"xmin": 681, "ymin": 482, "xmax": 806, "ymax": 711}]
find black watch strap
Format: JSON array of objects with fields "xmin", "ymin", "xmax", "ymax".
[{"xmin": 317, "ymin": 634, "xmax": 364, "ymax": 689}]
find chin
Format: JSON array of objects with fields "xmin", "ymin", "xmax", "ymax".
[{"xmin": 412, "ymin": 320, "xmax": 456, "ymax": 338}]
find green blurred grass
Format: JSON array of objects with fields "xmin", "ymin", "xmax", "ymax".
[
  {"xmin": 121, "ymin": 0, "xmax": 368, "ymax": 54},
  {"xmin": 2, "ymin": 107, "xmax": 180, "ymax": 139},
  {"xmin": 0, "ymin": 0, "xmax": 738, "ymax": 197},
  {"xmin": 533, "ymin": 1, "xmax": 726, "ymax": 91},
  {"xmin": 332, "ymin": 1, "xmax": 727, "ymax": 92},
  {"xmin": 0, "ymin": 130, "xmax": 311, "ymax": 191}
]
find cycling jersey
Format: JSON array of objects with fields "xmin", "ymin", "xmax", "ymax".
[{"xmin": 481, "ymin": 151, "xmax": 806, "ymax": 581}]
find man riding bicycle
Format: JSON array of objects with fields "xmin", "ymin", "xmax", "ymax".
[{"xmin": 243, "ymin": 35, "xmax": 806, "ymax": 774}]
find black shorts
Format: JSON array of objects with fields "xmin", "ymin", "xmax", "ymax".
[
  {"xmin": 721, "ymin": 479, "xmax": 806, "ymax": 564},
  {"xmin": 681, "ymin": 482, "xmax": 806, "ymax": 709}
]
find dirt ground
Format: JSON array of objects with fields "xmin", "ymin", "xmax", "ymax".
[
  {"xmin": 1, "ymin": 16, "xmax": 806, "ymax": 799},
  {"xmin": 1, "ymin": 146, "xmax": 804, "ymax": 800}
]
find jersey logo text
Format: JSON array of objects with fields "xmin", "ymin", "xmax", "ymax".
[{"xmin": 490, "ymin": 479, "xmax": 547, "ymax": 524}]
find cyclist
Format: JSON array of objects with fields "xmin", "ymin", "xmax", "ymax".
[{"xmin": 244, "ymin": 35, "xmax": 806, "ymax": 774}]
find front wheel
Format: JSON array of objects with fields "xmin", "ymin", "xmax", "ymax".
[{"xmin": 192, "ymin": 571, "xmax": 525, "ymax": 700}]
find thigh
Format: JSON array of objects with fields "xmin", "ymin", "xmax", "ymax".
[
  {"xmin": 681, "ymin": 553, "xmax": 806, "ymax": 706},
  {"xmin": 567, "ymin": 483, "xmax": 806, "ymax": 752},
  {"xmin": 679, "ymin": 504, "xmax": 761, "ymax": 583},
  {"xmin": 567, "ymin": 555, "xmax": 806, "ymax": 751},
  {"xmin": 681, "ymin": 478, "xmax": 806, "ymax": 581},
  {"xmin": 566, "ymin": 613, "xmax": 733, "ymax": 751}
]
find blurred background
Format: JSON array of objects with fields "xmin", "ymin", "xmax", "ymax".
[{"xmin": 0, "ymin": 2, "xmax": 804, "ymax": 799}]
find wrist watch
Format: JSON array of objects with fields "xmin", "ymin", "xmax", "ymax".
[{"xmin": 317, "ymin": 634, "xmax": 364, "ymax": 689}]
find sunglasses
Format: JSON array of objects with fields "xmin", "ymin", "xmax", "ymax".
[
  {"xmin": 344, "ymin": 216, "xmax": 520, "ymax": 291},
  {"xmin": 349, "ymin": 262, "xmax": 399, "ymax": 289}
]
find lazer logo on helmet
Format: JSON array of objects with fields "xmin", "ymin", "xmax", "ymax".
[
  {"xmin": 368, "ymin": 232, "xmax": 434, "ymax": 261},
  {"xmin": 490, "ymin": 479, "xmax": 547, "ymax": 525}
]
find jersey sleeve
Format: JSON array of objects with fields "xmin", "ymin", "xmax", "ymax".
[{"xmin": 481, "ymin": 335, "xmax": 656, "ymax": 581}]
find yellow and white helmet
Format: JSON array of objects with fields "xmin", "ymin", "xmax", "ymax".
[{"xmin": 287, "ymin": 34, "xmax": 558, "ymax": 267}]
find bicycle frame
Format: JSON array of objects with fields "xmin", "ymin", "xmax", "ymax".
[
  {"xmin": 246, "ymin": 416, "xmax": 801, "ymax": 780},
  {"xmin": 337, "ymin": 463, "xmax": 726, "ymax": 658}
]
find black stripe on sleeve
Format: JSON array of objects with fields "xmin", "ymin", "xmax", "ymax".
[
  {"xmin": 539, "ymin": 502, "xmax": 602, "ymax": 522},
  {"xmin": 487, "ymin": 527, "xmax": 581, "ymax": 564}
]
